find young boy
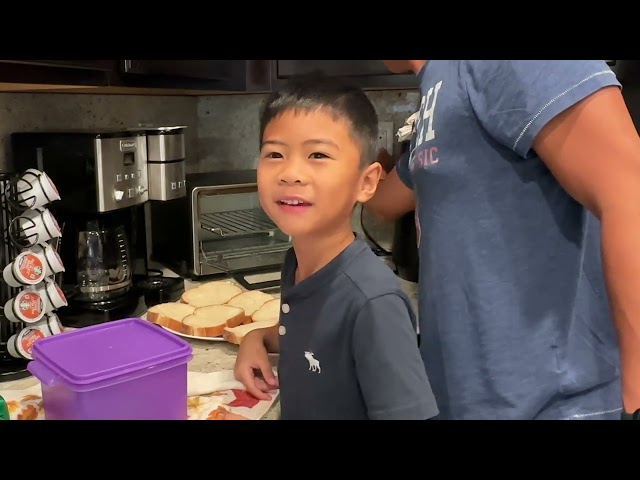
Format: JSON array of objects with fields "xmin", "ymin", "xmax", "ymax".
[{"xmin": 233, "ymin": 72, "xmax": 439, "ymax": 420}]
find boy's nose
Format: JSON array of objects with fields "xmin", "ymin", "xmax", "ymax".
[
  {"xmin": 278, "ymin": 161, "xmax": 308, "ymax": 184},
  {"xmin": 279, "ymin": 174, "xmax": 302, "ymax": 184}
]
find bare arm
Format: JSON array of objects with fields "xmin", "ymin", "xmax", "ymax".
[
  {"xmin": 234, "ymin": 325, "xmax": 280, "ymax": 399},
  {"xmin": 243, "ymin": 325, "xmax": 280, "ymax": 353},
  {"xmin": 533, "ymin": 85, "xmax": 640, "ymax": 413},
  {"xmin": 262, "ymin": 325, "xmax": 280, "ymax": 353},
  {"xmin": 364, "ymin": 166, "xmax": 416, "ymax": 222}
]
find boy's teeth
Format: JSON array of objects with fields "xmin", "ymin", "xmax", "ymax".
[{"xmin": 282, "ymin": 199, "xmax": 303, "ymax": 205}]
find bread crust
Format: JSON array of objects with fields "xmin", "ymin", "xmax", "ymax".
[
  {"xmin": 147, "ymin": 283, "xmax": 278, "ymax": 340},
  {"xmin": 223, "ymin": 317, "xmax": 280, "ymax": 345},
  {"xmin": 146, "ymin": 303, "xmax": 196, "ymax": 333},
  {"xmin": 182, "ymin": 306, "xmax": 245, "ymax": 337},
  {"xmin": 147, "ymin": 310, "xmax": 185, "ymax": 333}
]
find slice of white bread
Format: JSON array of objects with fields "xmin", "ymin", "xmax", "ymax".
[
  {"xmin": 147, "ymin": 302, "xmax": 196, "ymax": 333},
  {"xmin": 181, "ymin": 281, "xmax": 243, "ymax": 308},
  {"xmin": 226, "ymin": 290, "xmax": 274, "ymax": 324},
  {"xmin": 251, "ymin": 298, "xmax": 281, "ymax": 323},
  {"xmin": 223, "ymin": 316, "xmax": 280, "ymax": 345},
  {"xmin": 182, "ymin": 304, "xmax": 245, "ymax": 337}
]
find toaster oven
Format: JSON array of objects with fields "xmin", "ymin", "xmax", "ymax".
[{"xmin": 148, "ymin": 170, "xmax": 290, "ymax": 291}]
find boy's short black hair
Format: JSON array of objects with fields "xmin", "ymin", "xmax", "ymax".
[{"xmin": 259, "ymin": 70, "xmax": 379, "ymax": 167}]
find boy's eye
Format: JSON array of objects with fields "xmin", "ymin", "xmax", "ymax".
[
  {"xmin": 310, "ymin": 152, "xmax": 329, "ymax": 159},
  {"xmin": 264, "ymin": 151, "xmax": 283, "ymax": 159}
]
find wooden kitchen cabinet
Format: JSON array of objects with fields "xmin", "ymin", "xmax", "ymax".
[
  {"xmin": 115, "ymin": 60, "xmax": 417, "ymax": 92},
  {"xmin": 271, "ymin": 60, "xmax": 419, "ymax": 90},
  {"xmin": 0, "ymin": 60, "xmax": 116, "ymax": 88},
  {"xmin": 0, "ymin": 59, "xmax": 417, "ymax": 95},
  {"xmin": 117, "ymin": 60, "xmax": 272, "ymax": 92},
  {"xmin": 0, "ymin": 60, "xmax": 272, "ymax": 95},
  {"xmin": 122, "ymin": 60, "xmax": 234, "ymax": 79},
  {"xmin": 2, "ymin": 60, "xmax": 116, "ymax": 70}
]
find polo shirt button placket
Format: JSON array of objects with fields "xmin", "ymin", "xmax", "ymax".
[{"xmin": 279, "ymin": 302, "xmax": 290, "ymax": 336}]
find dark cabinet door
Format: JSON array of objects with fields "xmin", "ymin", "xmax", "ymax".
[
  {"xmin": 272, "ymin": 60, "xmax": 418, "ymax": 90},
  {"xmin": 121, "ymin": 60, "xmax": 234, "ymax": 81},
  {"xmin": 0, "ymin": 60, "xmax": 113, "ymax": 86},
  {"xmin": 0, "ymin": 60, "xmax": 115, "ymax": 70},
  {"xmin": 118, "ymin": 60, "xmax": 253, "ymax": 91},
  {"xmin": 276, "ymin": 60, "xmax": 391, "ymax": 78}
]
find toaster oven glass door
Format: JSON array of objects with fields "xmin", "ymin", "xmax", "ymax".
[{"xmin": 195, "ymin": 188, "xmax": 291, "ymax": 291}]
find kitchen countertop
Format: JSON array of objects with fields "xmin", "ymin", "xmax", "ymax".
[
  {"xmin": 0, "ymin": 320, "xmax": 283, "ymax": 421},
  {"xmin": 179, "ymin": 337, "xmax": 282, "ymax": 421},
  {"xmin": 0, "ymin": 255, "xmax": 419, "ymax": 421}
]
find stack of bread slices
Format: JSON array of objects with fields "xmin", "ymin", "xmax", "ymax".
[{"xmin": 146, "ymin": 280, "xmax": 280, "ymax": 345}]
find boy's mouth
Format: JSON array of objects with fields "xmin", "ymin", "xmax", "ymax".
[
  {"xmin": 276, "ymin": 197, "xmax": 313, "ymax": 212},
  {"xmin": 277, "ymin": 197, "xmax": 313, "ymax": 207}
]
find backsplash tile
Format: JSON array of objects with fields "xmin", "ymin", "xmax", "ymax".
[
  {"xmin": 0, "ymin": 92, "xmax": 198, "ymax": 173},
  {"xmin": 196, "ymin": 93, "xmax": 265, "ymax": 173},
  {"xmin": 0, "ymin": 87, "xmax": 418, "ymax": 255},
  {"xmin": 196, "ymin": 89, "xmax": 420, "ymax": 173},
  {"xmin": 196, "ymin": 88, "xmax": 420, "ymax": 251}
]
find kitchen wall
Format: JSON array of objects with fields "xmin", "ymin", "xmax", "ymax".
[
  {"xmin": 0, "ymin": 87, "xmax": 418, "ymax": 252},
  {"xmin": 0, "ymin": 92, "xmax": 199, "ymax": 173},
  {"xmin": 196, "ymin": 90, "xmax": 420, "ymax": 171},
  {"xmin": 197, "ymin": 89, "xmax": 421, "ymax": 250}
]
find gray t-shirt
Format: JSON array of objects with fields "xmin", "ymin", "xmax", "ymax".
[
  {"xmin": 396, "ymin": 60, "xmax": 623, "ymax": 419},
  {"xmin": 277, "ymin": 237, "xmax": 438, "ymax": 420}
]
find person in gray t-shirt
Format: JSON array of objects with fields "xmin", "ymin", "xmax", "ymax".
[
  {"xmin": 367, "ymin": 60, "xmax": 640, "ymax": 420},
  {"xmin": 232, "ymin": 71, "xmax": 438, "ymax": 420}
]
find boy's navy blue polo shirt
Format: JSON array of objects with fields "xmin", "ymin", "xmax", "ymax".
[{"xmin": 276, "ymin": 237, "xmax": 438, "ymax": 420}]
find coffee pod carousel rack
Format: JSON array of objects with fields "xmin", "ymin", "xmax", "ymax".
[{"xmin": 0, "ymin": 171, "xmax": 62, "ymax": 383}]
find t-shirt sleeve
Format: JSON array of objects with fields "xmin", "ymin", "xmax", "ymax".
[
  {"xmin": 394, "ymin": 150, "xmax": 414, "ymax": 190},
  {"xmin": 352, "ymin": 293, "xmax": 439, "ymax": 420},
  {"xmin": 462, "ymin": 60, "xmax": 621, "ymax": 158}
]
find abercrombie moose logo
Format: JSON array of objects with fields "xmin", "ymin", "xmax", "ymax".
[{"xmin": 304, "ymin": 351, "xmax": 321, "ymax": 373}]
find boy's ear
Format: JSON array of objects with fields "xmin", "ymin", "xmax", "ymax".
[{"xmin": 356, "ymin": 161, "xmax": 383, "ymax": 204}]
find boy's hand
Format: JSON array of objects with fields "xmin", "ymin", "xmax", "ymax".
[{"xmin": 233, "ymin": 330, "xmax": 279, "ymax": 401}]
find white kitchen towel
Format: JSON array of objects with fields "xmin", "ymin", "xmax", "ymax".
[
  {"xmin": 396, "ymin": 111, "xmax": 420, "ymax": 142},
  {"xmin": 188, "ymin": 370, "xmax": 245, "ymax": 396}
]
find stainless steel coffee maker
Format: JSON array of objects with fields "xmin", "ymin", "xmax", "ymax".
[
  {"xmin": 9, "ymin": 128, "xmax": 187, "ymax": 327},
  {"xmin": 127, "ymin": 125, "xmax": 187, "ymax": 202}
]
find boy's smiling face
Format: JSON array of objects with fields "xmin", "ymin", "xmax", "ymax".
[{"xmin": 258, "ymin": 108, "xmax": 381, "ymax": 239}]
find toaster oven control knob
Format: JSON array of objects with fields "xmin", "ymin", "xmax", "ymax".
[
  {"xmin": 137, "ymin": 186, "xmax": 147, "ymax": 195},
  {"xmin": 114, "ymin": 189, "xmax": 125, "ymax": 201}
]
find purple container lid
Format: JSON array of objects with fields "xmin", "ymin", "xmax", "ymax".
[{"xmin": 30, "ymin": 318, "xmax": 192, "ymax": 386}]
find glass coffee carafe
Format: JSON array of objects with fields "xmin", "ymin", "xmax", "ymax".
[{"xmin": 75, "ymin": 223, "xmax": 132, "ymax": 302}]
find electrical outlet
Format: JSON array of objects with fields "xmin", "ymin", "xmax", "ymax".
[{"xmin": 377, "ymin": 122, "xmax": 394, "ymax": 154}]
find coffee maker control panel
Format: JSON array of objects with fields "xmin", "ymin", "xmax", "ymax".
[{"xmin": 95, "ymin": 135, "xmax": 149, "ymax": 212}]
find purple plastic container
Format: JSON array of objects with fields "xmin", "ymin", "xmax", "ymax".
[{"xmin": 27, "ymin": 317, "xmax": 193, "ymax": 420}]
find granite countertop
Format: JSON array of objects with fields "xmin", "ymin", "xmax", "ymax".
[
  {"xmin": 177, "ymin": 271, "xmax": 283, "ymax": 420},
  {"xmin": 0, "ymin": 322, "xmax": 282, "ymax": 421},
  {"xmin": 0, "ymin": 271, "xmax": 283, "ymax": 420},
  {"xmin": 0, "ymin": 255, "xmax": 418, "ymax": 421}
]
